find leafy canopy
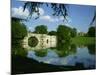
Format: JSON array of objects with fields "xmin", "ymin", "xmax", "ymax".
[
  {"xmin": 24, "ymin": 2, "xmax": 68, "ymax": 21},
  {"xmin": 34, "ymin": 25, "xmax": 48, "ymax": 34}
]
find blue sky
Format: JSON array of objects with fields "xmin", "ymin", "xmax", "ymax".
[{"xmin": 11, "ymin": 0, "xmax": 96, "ymax": 32}]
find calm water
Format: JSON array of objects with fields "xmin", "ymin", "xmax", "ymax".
[{"xmin": 26, "ymin": 42, "xmax": 96, "ymax": 68}]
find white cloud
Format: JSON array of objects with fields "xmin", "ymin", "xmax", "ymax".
[
  {"xmin": 12, "ymin": 6, "xmax": 44, "ymax": 19},
  {"xmin": 39, "ymin": 15, "xmax": 72, "ymax": 23},
  {"xmin": 65, "ymin": 24, "xmax": 72, "ymax": 27},
  {"xmin": 28, "ymin": 26, "xmax": 32, "ymax": 30},
  {"xmin": 38, "ymin": 8, "xmax": 44, "ymax": 15},
  {"xmin": 40, "ymin": 15, "xmax": 52, "ymax": 22},
  {"xmin": 32, "ymin": 8, "xmax": 44, "ymax": 17},
  {"xmin": 12, "ymin": 6, "xmax": 29, "ymax": 19},
  {"xmin": 11, "ymin": 6, "xmax": 71, "ymax": 23},
  {"xmin": 77, "ymin": 29, "xmax": 81, "ymax": 32},
  {"xmin": 59, "ymin": 16, "xmax": 72, "ymax": 23},
  {"xmin": 28, "ymin": 26, "xmax": 33, "ymax": 31},
  {"xmin": 39, "ymin": 15, "xmax": 60, "ymax": 22}
]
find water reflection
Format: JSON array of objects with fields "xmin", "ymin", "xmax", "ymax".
[
  {"xmin": 34, "ymin": 49, "xmax": 48, "ymax": 57},
  {"xmin": 26, "ymin": 40, "xmax": 95, "ymax": 68},
  {"xmin": 87, "ymin": 44, "xmax": 96, "ymax": 55},
  {"xmin": 56, "ymin": 43, "xmax": 77, "ymax": 57}
]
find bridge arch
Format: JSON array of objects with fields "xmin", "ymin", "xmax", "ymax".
[{"xmin": 22, "ymin": 33, "xmax": 57, "ymax": 50}]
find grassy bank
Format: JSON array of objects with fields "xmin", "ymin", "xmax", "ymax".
[{"xmin": 71, "ymin": 37, "xmax": 96, "ymax": 45}]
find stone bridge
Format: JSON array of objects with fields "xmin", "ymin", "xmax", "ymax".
[{"xmin": 22, "ymin": 33, "xmax": 57, "ymax": 50}]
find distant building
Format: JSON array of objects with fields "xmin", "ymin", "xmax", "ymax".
[{"xmin": 78, "ymin": 32, "xmax": 86, "ymax": 36}]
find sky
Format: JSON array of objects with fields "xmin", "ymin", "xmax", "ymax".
[{"xmin": 11, "ymin": 0, "xmax": 96, "ymax": 32}]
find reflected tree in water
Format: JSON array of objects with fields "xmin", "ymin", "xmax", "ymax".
[
  {"xmin": 69, "ymin": 44, "xmax": 77, "ymax": 54},
  {"xmin": 56, "ymin": 41, "xmax": 77, "ymax": 57},
  {"xmin": 87, "ymin": 44, "xmax": 96, "ymax": 55},
  {"xmin": 56, "ymin": 42, "xmax": 70, "ymax": 57},
  {"xmin": 12, "ymin": 46, "xmax": 27, "ymax": 57},
  {"xmin": 34, "ymin": 50, "xmax": 48, "ymax": 57}
]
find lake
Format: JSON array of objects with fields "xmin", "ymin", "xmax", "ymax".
[
  {"xmin": 25, "ymin": 41, "xmax": 96, "ymax": 69},
  {"xmin": 12, "ymin": 38, "xmax": 96, "ymax": 74}
]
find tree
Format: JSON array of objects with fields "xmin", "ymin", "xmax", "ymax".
[
  {"xmin": 11, "ymin": 17, "xmax": 27, "ymax": 55},
  {"xmin": 34, "ymin": 25, "xmax": 48, "ymax": 34},
  {"xmin": 12, "ymin": 18, "xmax": 27, "ymax": 40},
  {"xmin": 90, "ymin": 11, "xmax": 96, "ymax": 25},
  {"xmin": 23, "ymin": 2, "xmax": 68, "ymax": 21},
  {"xmin": 87, "ymin": 26, "xmax": 96, "ymax": 37},
  {"xmin": 57, "ymin": 25, "xmax": 71, "ymax": 43},
  {"xmin": 48, "ymin": 31, "xmax": 57, "ymax": 35},
  {"xmin": 70, "ymin": 28, "xmax": 77, "ymax": 37}
]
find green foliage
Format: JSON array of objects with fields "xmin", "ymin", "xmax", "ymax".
[
  {"xmin": 87, "ymin": 26, "xmax": 96, "ymax": 37},
  {"xmin": 11, "ymin": 18, "xmax": 27, "ymax": 55},
  {"xmin": 87, "ymin": 44, "xmax": 96, "ymax": 55},
  {"xmin": 70, "ymin": 28, "xmax": 77, "ymax": 37},
  {"xmin": 56, "ymin": 42, "xmax": 76, "ymax": 57},
  {"xmin": 28, "ymin": 36, "xmax": 39, "ymax": 47},
  {"xmin": 12, "ymin": 47, "xmax": 27, "ymax": 57},
  {"xmin": 48, "ymin": 31, "xmax": 57, "ymax": 35},
  {"xmin": 57, "ymin": 25, "xmax": 71, "ymax": 43},
  {"xmin": 34, "ymin": 50, "xmax": 47, "ymax": 57},
  {"xmin": 69, "ymin": 44, "xmax": 77, "ymax": 54},
  {"xmin": 12, "ymin": 19, "xmax": 27, "ymax": 40},
  {"xmin": 56, "ymin": 42, "xmax": 70, "ymax": 57},
  {"xmin": 34, "ymin": 25, "xmax": 48, "ymax": 34}
]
